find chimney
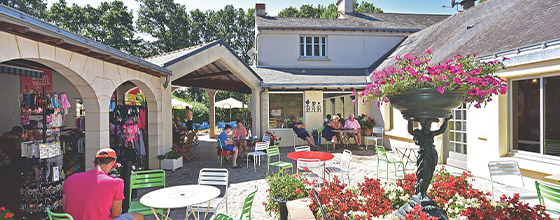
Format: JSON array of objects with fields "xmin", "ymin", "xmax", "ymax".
[
  {"xmin": 337, "ymin": 0, "xmax": 353, "ymax": 16},
  {"xmin": 459, "ymin": 0, "xmax": 475, "ymax": 10},
  {"xmin": 255, "ymin": 3, "xmax": 266, "ymax": 17}
]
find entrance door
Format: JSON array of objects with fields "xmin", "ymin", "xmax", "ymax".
[{"xmin": 447, "ymin": 104, "xmax": 467, "ymax": 169}]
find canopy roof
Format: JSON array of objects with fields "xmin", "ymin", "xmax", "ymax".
[{"xmin": 215, "ymin": 97, "xmax": 245, "ymax": 109}]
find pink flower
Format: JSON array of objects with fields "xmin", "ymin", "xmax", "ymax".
[
  {"xmin": 352, "ymin": 99, "xmax": 356, "ymax": 104},
  {"xmin": 468, "ymin": 88, "xmax": 479, "ymax": 96},
  {"xmin": 473, "ymin": 53, "xmax": 478, "ymax": 56},
  {"xmin": 437, "ymin": 87, "xmax": 445, "ymax": 94},
  {"xmin": 499, "ymin": 86, "xmax": 508, "ymax": 94},
  {"xmin": 474, "ymin": 103, "xmax": 481, "ymax": 108},
  {"xmin": 351, "ymin": 90, "xmax": 356, "ymax": 95},
  {"xmin": 424, "ymin": 49, "xmax": 433, "ymax": 54},
  {"xmin": 452, "ymin": 77, "xmax": 463, "ymax": 85}
]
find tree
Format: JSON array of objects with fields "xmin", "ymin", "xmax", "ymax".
[
  {"xmin": 0, "ymin": 0, "xmax": 48, "ymax": 18},
  {"xmin": 277, "ymin": 1, "xmax": 382, "ymax": 19},
  {"xmin": 355, "ymin": 1, "xmax": 383, "ymax": 13}
]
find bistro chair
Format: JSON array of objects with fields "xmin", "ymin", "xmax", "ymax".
[
  {"xmin": 535, "ymin": 180, "xmax": 560, "ymax": 216},
  {"xmin": 180, "ymin": 132, "xmax": 197, "ymax": 160},
  {"xmin": 266, "ymin": 145, "xmax": 293, "ymax": 175},
  {"xmin": 317, "ymin": 126, "xmax": 329, "ymax": 151},
  {"xmin": 376, "ymin": 146, "xmax": 405, "ymax": 179},
  {"xmin": 217, "ymin": 140, "xmax": 234, "ymax": 167},
  {"xmin": 214, "ymin": 186, "xmax": 258, "ymax": 220},
  {"xmin": 326, "ymin": 149, "xmax": 352, "ymax": 184},
  {"xmin": 193, "ymin": 168, "xmax": 229, "ymax": 219},
  {"xmin": 247, "ymin": 142, "xmax": 269, "ymax": 172},
  {"xmin": 366, "ymin": 127, "xmax": 384, "ymax": 150},
  {"xmin": 294, "ymin": 145, "xmax": 311, "ymax": 152},
  {"xmin": 488, "ymin": 161, "xmax": 537, "ymax": 200},
  {"xmin": 297, "ymin": 158, "xmax": 324, "ymax": 187},
  {"xmin": 129, "ymin": 170, "xmax": 166, "ymax": 216},
  {"xmin": 46, "ymin": 207, "xmax": 74, "ymax": 220}
]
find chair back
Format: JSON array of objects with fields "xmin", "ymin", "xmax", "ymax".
[
  {"xmin": 488, "ymin": 161, "xmax": 524, "ymax": 187},
  {"xmin": 372, "ymin": 127, "xmax": 384, "ymax": 136},
  {"xmin": 217, "ymin": 138, "xmax": 225, "ymax": 150},
  {"xmin": 262, "ymin": 134, "xmax": 271, "ymax": 143},
  {"xmin": 239, "ymin": 186, "xmax": 258, "ymax": 220},
  {"xmin": 46, "ymin": 207, "xmax": 74, "ymax": 220},
  {"xmin": 535, "ymin": 180, "xmax": 560, "ymax": 215},
  {"xmin": 341, "ymin": 149, "xmax": 352, "ymax": 170},
  {"xmin": 198, "ymin": 168, "xmax": 229, "ymax": 197},
  {"xmin": 297, "ymin": 158, "xmax": 321, "ymax": 172},
  {"xmin": 130, "ymin": 170, "xmax": 166, "ymax": 192},
  {"xmin": 267, "ymin": 145, "xmax": 280, "ymax": 159},
  {"xmin": 312, "ymin": 189, "xmax": 327, "ymax": 220},
  {"xmin": 182, "ymin": 132, "xmax": 196, "ymax": 145},
  {"xmin": 254, "ymin": 142, "xmax": 269, "ymax": 151},
  {"xmin": 294, "ymin": 146, "xmax": 310, "ymax": 152},
  {"xmin": 375, "ymin": 146, "xmax": 388, "ymax": 161}
]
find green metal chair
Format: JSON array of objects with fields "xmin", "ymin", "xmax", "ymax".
[
  {"xmin": 535, "ymin": 180, "xmax": 560, "ymax": 216},
  {"xmin": 129, "ymin": 170, "xmax": 166, "ymax": 216},
  {"xmin": 266, "ymin": 145, "xmax": 293, "ymax": 175},
  {"xmin": 214, "ymin": 186, "xmax": 258, "ymax": 220},
  {"xmin": 375, "ymin": 146, "xmax": 405, "ymax": 179},
  {"xmin": 217, "ymin": 139, "xmax": 226, "ymax": 167},
  {"xmin": 317, "ymin": 126, "xmax": 329, "ymax": 151},
  {"xmin": 46, "ymin": 207, "xmax": 73, "ymax": 220}
]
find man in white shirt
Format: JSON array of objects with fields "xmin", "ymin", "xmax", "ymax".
[{"xmin": 344, "ymin": 114, "xmax": 361, "ymax": 146}]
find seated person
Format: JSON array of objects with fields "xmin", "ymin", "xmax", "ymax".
[
  {"xmin": 336, "ymin": 113, "xmax": 345, "ymax": 144},
  {"xmin": 232, "ymin": 121, "xmax": 248, "ymax": 157},
  {"xmin": 322, "ymin": 115, "xmax": 342, "ymax": 151},
  {"xmin": 24, "ymin": 120, "xmax": 43, "ymax": 141},
  {"xmin": 344, "ymin": 114, "xmax": 362, "ymax": 146},
  {"xmin": 323, "ymin": 114, "xmax": 331, "ymax": 127},
  {"xmin": 63, "ymin": 148, "xmax": 144, "ymax": 220},
  {"xmin": 292, "ymin": 117, "xmax": 318, "ymax": 149},
  {"xmin": 1, "ymin": 126, "xmax": 25, "ymax": 161},
  {"xmin": 218, "ymin": 124, "xmax": 242, "ymax": 168}
]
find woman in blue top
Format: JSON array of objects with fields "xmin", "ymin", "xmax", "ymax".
[
  {"xmin": 322, "ymin": 115, "xmax": 342, "ymax": 151},
  {"xmin": 218, "ymin": 124, "xmax": 242, "ymax": 168}
]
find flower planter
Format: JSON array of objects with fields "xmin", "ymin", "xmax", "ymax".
[
  {"xmin": 388, "ymin": 88, "xmax": 464, "ymax": 119},
  {"xmin": 272, "ymin": 197, "xmax": 289, "ymax": 220},
  {"xmin": 362, "ymin": 127, "xmax": 373, "ymax": 136},
  {"xmin": 161, "ymin": 157, "xmax": 183, "ymax": 171}
]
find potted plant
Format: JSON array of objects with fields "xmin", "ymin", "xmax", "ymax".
[
  {"xmin": 0, "ymin": 207, "xmax": 14, "ymax": 220},
  {"xmin": 357, "ymin": 114, "xmax": 376, "ymax": 136},
  {"xmin": 157, "ymin": 144, "xmax": 184, "ymax": 171},
  {"xmin": 264, "ymin": 173, "xmax": 309, "ymax": 220},
  {"xmin": 360, "ymin": 50, "xmax": 507, "ymax": 219},
  {"xmin": 265, "ymin": 130, "xmax": 281, "ymax": 146}
]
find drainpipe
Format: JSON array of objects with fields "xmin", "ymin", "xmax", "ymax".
[{"xmin": 259, "ymin": 87, "xmax": 266, "ymax": 136}]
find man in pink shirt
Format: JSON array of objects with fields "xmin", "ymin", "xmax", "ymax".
[
  {"xmin": 63, "ymin": 148, "xmax": 143, "ymax": 220},
  {"xmin": 344, "ymin": 114, "xmax": 362, "ymax": 146}
]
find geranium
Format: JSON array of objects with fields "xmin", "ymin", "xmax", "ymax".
[
  {"xmin": 357, "ymin": 114, "xmax": 376, "ymax": 128},
  {"xmin": 157, "ymin": 144, "xmax": 185, "ymax": 160},
  {"xmin": 264, "ymin": 172, "xmax": 308, "ymax": 215},
  {"xmin": 360, "ymin": 50, "xmax": 507, "ymax": 108},
  {"xmin": 265, "ymin": 130, "xmax": 282, "ymax": 146},
  {"xmin": 0, "ymin": 207, "xmax": 14, "ymax": 220}
]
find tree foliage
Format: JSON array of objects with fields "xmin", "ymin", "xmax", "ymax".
[{"xmin": 277, "ymin": 1, "xmax": 383, "ymax": 19}]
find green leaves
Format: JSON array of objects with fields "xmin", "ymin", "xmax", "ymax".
[{"xmin": 277, "ymin": 1, "xmax": 383, "ymax": 19}]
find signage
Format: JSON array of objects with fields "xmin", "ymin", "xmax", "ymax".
[{"xmin": 21, "ymin": 70, "xmax": 52, "ymax": 93}]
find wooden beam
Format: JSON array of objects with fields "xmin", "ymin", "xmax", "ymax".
[
  {"xmin": 178, "ymin": 71, "xmax": 232, "ymax": 80},
  {"xmin": 173, "ymin": 78, "xmax": 252, "ymax": 94},
  {"xmin": 0, "ymin": 22, "xmax": 29, "ymax": 33}
]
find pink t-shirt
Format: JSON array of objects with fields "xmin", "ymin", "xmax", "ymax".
[
  {"xmin": 233, "ymin": 127, "xmax": 247, "ymax": 139},
  {"xmin": 63, "ymin": 169, "xmax": 125, "ymax": 220},
  {"xmin": 344, "ymin": 119, "xmax": 361, "ymax": 132}
]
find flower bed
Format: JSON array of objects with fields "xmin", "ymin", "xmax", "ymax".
[{"xmin": 309, "ymin": 167, "xmax": 551, "ymax": 220}]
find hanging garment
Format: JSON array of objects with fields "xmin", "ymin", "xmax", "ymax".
[
  {"xmin": 77, "ymin": 136, "xmax": 85, "ymax": 154},
  {"xmin": 137, "ymin": 129, "xmax": 146, "ymax": 156},
  {"xmin": 109, "ymin": 100, "xmax": 116, "ymax": 112},
  {"xmin": 60, "ymin": 93, "xmax": 71, "ymax": 110},
  {"xmin": 75, "ymin": 117, "xmax": 85, "ymax": 133},
  {"xmin": 123, "ymin": 124, "xmax": 139, "ymax": 144},
  {"xmin": 138, "ymin": 108, "xmax": 146, "ymax": 129}
]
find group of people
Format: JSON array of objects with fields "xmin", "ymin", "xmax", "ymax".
[
  {"xmin": 217, "ymin": 121, "xmax": 249, "ymax": 168},
  {"xmin": 292, "ymin": 113, "xmax": 362, "ymax": 152},
  {"xmin": 172, "ymin": 106, "xmax": 198, "ymax": 145}
]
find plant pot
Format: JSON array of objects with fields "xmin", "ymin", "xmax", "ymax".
[
  {"xmin": 161, "ymin": 157, "xmax": 183, "ymax": 171},
  {"xmin": 362, "ymin": 127, "xmax": 373, "ymax": 136},
  {"xmin": 388, "ymin": 88, "xmax": 465, "ymax": 119},
  {"xmin": 272, "ymin": 197, "xmax": 289, "ymax": 220}
]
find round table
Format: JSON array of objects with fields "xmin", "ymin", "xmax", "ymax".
[
  {"xmin": 140, "ymin": 185, "xmax": 220, "ymax": 220},
  {"xmin": 287, "ymin": 151, "xmax": 334, "ymax": 177}
]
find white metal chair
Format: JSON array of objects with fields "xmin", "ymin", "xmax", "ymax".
[
  {"xmin": 294, "ymin": 146, "xmax": 310, "ymax": 152},
  {"xmin": 262, "ymin": 134, "xmax": 271, "ymax": 144},
  {"xmin": 192, "ymin": 168, "xmax": 229, "ymax": 219},
  {"xmin": 488, "ymin": 161, "xmax": 538, "ymax": 200},
  {"xmin": 297, "ymin": 158, "xmax": 324, "ymax": 187},
  {"xmin": 365, "ymin": 127, "xmax": 384, "ymax": 149},
  {"xmin": 326, "ymin": 149, "xmax": 352, "ymax": 184},
  {"xmin": 247, "ymin": 142, "xmax": 269, "ymax": 172}
]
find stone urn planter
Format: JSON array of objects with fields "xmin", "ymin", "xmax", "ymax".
[
  {"xmin": 272, "ymin": 197, "xmax": 289, "ymax": 220},
  {"xmin": 160, "ymin": 157, "xmax": 183, "ymax": 171},
  {"xmin": 389, "ymin": 88, "xmax": 465, "ymax": 119}
]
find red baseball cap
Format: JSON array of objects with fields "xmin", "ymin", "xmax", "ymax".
[{"xmin": 95, "ymin": 148, "xmax": 117, "ymax": 159}]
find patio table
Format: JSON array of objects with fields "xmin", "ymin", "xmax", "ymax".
[
  {"xmin": 545, "ymin": 174, "xmax": 560, "ymax": 182},
  {"xmin": 287, "ymin": 151, "xmax": 334, "ymax": 178},
  {"xmin": 393, "ymin": 145, "xmax": 419, "ymax": 168},
  {"xmin": 332, "ymin": 129, "xmax": 357, "ymax": 148},
  {"xmin": 140, "ymin": 185, "xmax": 220, "ymax": 220},
  {"xmin": 234, "ymin": 136, "xmax": 257, "ymax": 158}
]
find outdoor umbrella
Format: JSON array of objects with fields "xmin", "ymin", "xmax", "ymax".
[
  {"xmin": 215, "ymin": 97, "xmax": 245, "ymax": 121},
  {"xmin": 172, "ymin": 98, "xmax": 192, "ymax": 109}
]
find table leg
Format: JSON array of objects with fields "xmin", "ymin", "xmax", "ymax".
[
  {"xmin": 150, "ymin": 207, "xmax": 161, "ymax": 220},
  {"xmin": 185, "ymin": 205, "xmax": 199, "ymax": 220},
  {"xmin": 204, "ymin": 200, "xmax": 211, "ymax": 220}
]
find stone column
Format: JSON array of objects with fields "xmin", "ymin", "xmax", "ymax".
[
  {"xmin": 204, "ymin": 89, "xmax": 218, "ymax": 138},
  {"xmin": 251, "ymin": 88, "xmax": 261, "ymax": 138}
]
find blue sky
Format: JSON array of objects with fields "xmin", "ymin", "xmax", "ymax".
[{"xmin": 45, "ymin": 0, "xmax": 458, "ymax": 16}]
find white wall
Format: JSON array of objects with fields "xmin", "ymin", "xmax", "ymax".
[{"xmin": 257, "ymin": 30, "xmax": 406, "ymax": 68}]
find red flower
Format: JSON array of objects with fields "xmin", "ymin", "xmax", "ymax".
[{"xmin": 295, "ymin": 188, "xmax": 301, "ymax": 194}]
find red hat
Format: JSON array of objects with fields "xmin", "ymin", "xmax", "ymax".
[{"xmin": 95, "ymin": 148, "xmax": 117, "ymax": 159}]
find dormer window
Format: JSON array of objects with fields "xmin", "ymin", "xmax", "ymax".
[{"xmin": 300, "ymin": 36, "xmax": 327, "ymax": 58}]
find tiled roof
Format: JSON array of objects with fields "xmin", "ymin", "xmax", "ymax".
[
  {"xmin": 254, "ymin": 67, "xmax": 369, "ymax": 88},
  {"xmin": 145, "ymin": 41, "xmax": 217, "ymax": 67},
  {"xmin": 374, "ymin": 0, "xmax": 560, "ymax": 70},
  {"xmin": 256, "ymin": 13, "xmax": 449, "ymax": 32}
]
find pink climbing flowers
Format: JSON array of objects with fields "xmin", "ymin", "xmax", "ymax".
[{"xmin": 361, "ymin": 49, "xmax": 508, "ymax": 108}]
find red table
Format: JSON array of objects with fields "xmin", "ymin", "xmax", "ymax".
[{"xmin": 287, "ymin": 151, "xmax": 334, "ymax": 177}]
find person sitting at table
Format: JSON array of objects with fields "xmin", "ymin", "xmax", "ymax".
[
  {"xmin": 218, "ymin": 124, "xmax": 242, "ymax": 168},
  {"xmin": 233, "ymin": 121, "xmax": 248, "ymax": 157},
  {"xmin": 324, "ymin": 114, "xmax": 331, "ymax": 127},
  {"xmin": 322, "ymin": 115, "xmax": 342, "ymax": 152},
  {"xmin": 63, "ymin": 148, "xmax": 144, "ymax": 220},
  {"xmin": 344, "ymin": 114, "xmax": 362, "ymax": 146},
  {"xmin": 336, "ymin": 113, "xmax": 345, "ymax": 144},
  {"xmin": 292, "ymin": 116, "xmax": 318, "ymax": 149}
]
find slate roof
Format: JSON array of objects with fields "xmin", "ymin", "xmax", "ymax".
[
  {"xmin": 374, "ymin": 0, "xmax": 560, "ymax": 70},
  {"xmin": 145, "ymin": 41, "xmax": 217, "ymax": 67},
  {"xmin": 253, "ymin": 67, "xmax": 369, "ymax": 88},
  {"xmin": 256, "ymin": 13, "xmax": 449, "ymax": 32}
]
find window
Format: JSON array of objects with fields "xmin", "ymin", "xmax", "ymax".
[
  {"xmin": 511, "ymin": 76, "xmax": 560, "ymax": 157},
  {"xmin": 300, "ymin": 36, "xmax": 327, "ymax": 58},
  {"xmin": 269, "ymin": 93, "xmax": 304, "ymax": 129},
  {"xmin": 449, "ymin": 104, "xmax": 467, "ymax": 154}
]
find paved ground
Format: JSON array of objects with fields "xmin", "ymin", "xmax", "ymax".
[{"xmin": 138, "ymin": 133, "xmax": 540, "ymax": 220}]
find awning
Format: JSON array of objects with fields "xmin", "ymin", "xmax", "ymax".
[{"xmin": 0, "ymin": 64, "xmax": 43, "ymax": 78}]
